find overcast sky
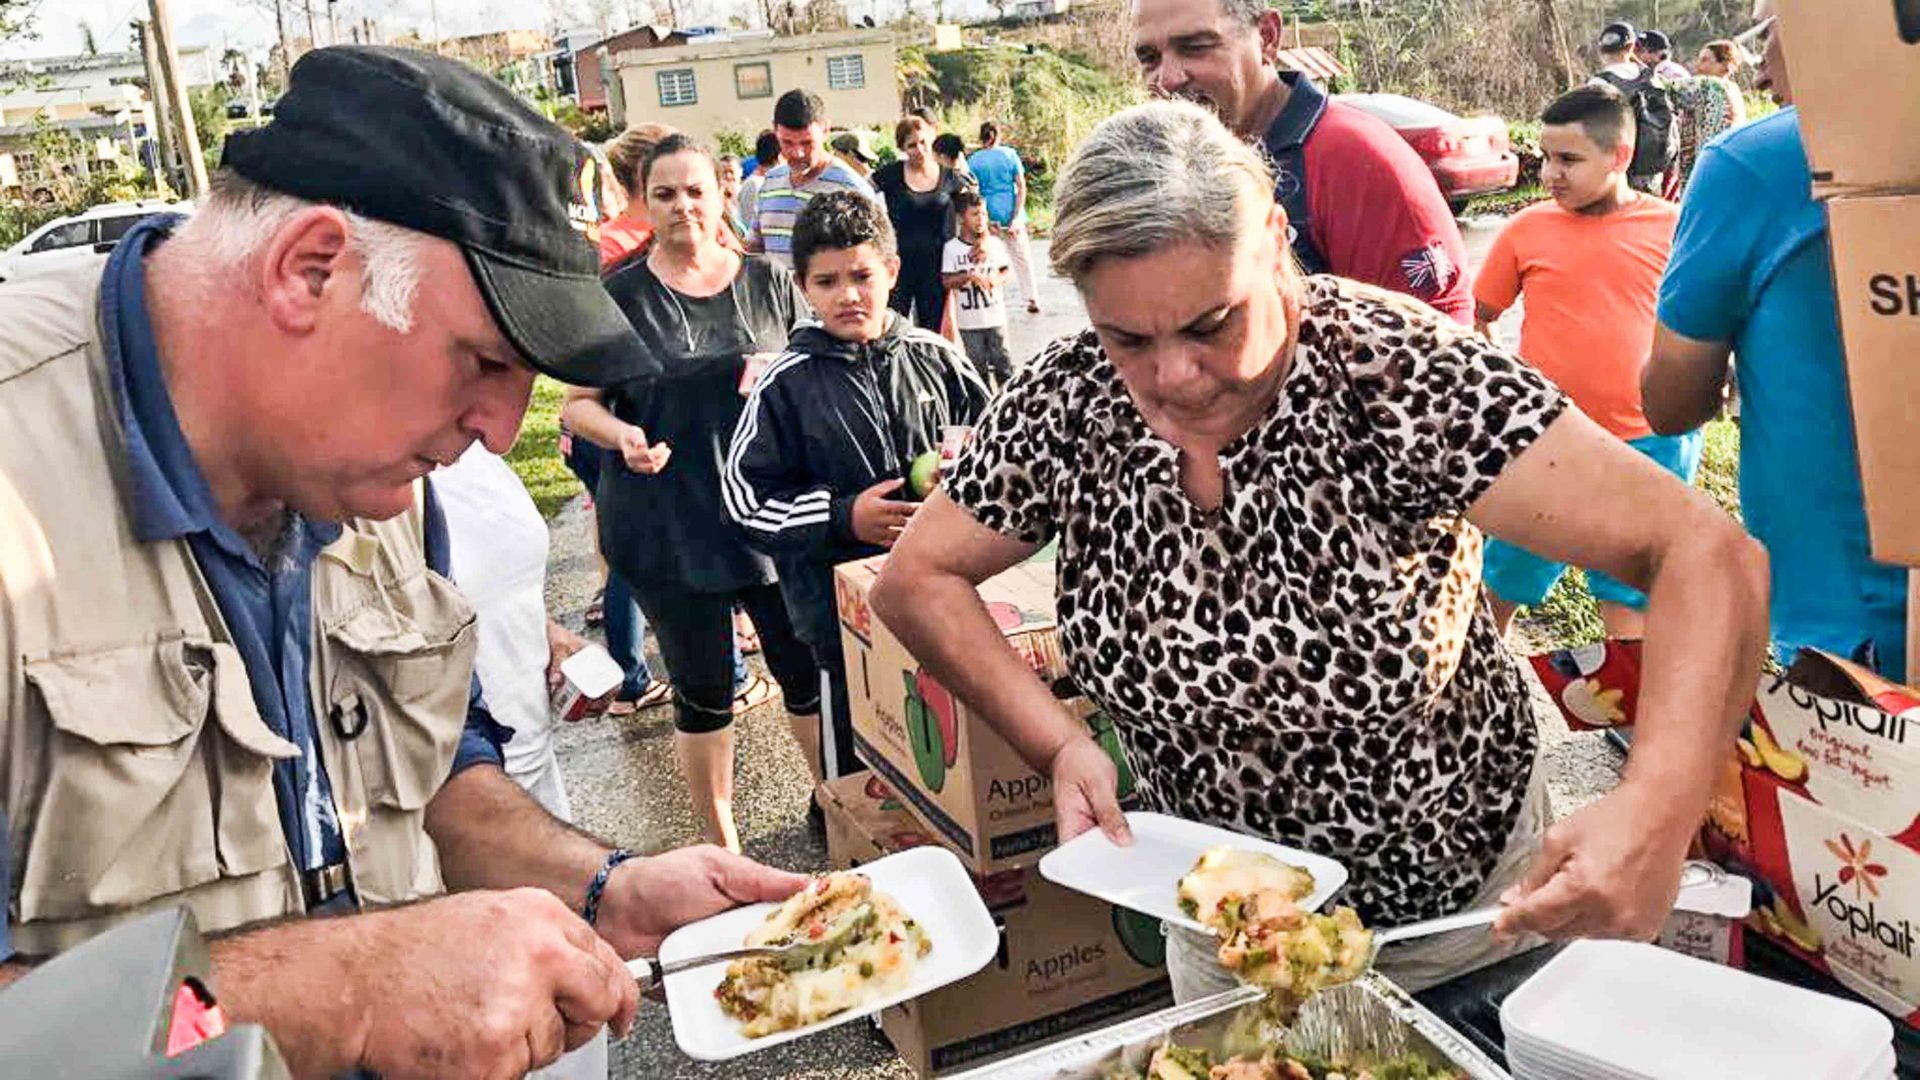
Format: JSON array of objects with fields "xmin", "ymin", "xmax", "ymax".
[
  {"xmin": 1, "ymin": 0, "xmax": 936, "ymax": 60},
  {"xmin": 3, "ymin": 0, "xmax": 565, "ymax": 61}
]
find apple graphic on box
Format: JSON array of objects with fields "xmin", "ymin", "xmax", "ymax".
[
  {"xmin": 985, "ymin": 601, "xmax": 1025, "ymax": 632},
  {"xmin": 1086, "ymin": 709, "xmax": 1137, "ymax": 800},
  {"xmin": 903, "ymin": 668, "xmax": 958, "ymax": 792},
  {"xmin": 1112, "ymin": 907, "xmax": 1167, "ymax": 967}
]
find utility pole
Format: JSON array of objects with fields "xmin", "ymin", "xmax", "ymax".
[
  {"xmin": 327, "ymin": 0, "xmax": 338, "ymax": 44},
  {"xmin": 304, "ymin": 0, "xmax": 318, "ymax": 52},
  {"xmin": 429, "ymin": 0, "xmax": 440, "ymax": 52},
  {"xmin": 148, "ymin": 0, "xmax": 209, "ymax": 198},
  {"xmin": 273, "ymin": 0, "xmax": 291, "ymax": 83},
  {"xmin": 132, "ymin": 19, "xmax": 181, "ymax": 196}
]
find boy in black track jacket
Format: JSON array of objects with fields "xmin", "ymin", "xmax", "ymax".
[{"xmin": 724, "ymin": 192, "xmax": 989, "ymax": 781}]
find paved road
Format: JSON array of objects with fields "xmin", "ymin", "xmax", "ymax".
[{"xmin": 545, "ymin": 227, "xmax": 1610, "ymax": 1079}]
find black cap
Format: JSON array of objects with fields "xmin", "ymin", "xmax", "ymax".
[
  {"xmin": 1637, "ymin": 29, "xmax": 1672, "ymax": 53},
  {"xmin": 1599, "ymin": 21, "xmax": 1637, "ymax": 50},
  {"xmin": 222, "ymin": 46, "xmax": 645, "ymax": 387}
]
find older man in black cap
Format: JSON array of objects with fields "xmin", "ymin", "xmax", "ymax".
[
  {"xmin": 0, "ymin": 46, "xmax": 804, "ymax": 1077},
  {"xmin": 1636, "ymin": 28, "xmax": 1694, "ymax": 83}
]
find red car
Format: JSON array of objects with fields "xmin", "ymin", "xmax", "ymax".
[{"xmin": 1339, "ymin": 93, "xmax": 1519, "ymax": 213}]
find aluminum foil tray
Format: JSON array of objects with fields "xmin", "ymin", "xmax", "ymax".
[{"xmin": 951, "ymin": 974, "xmax": 1509, "ymax": 1079}]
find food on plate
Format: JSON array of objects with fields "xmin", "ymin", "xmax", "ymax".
[
  {"xmin": 1177, "ymin": 848, "xmax": 1316, "ymax": 922},
  {"xmin": 1133, "ymin": 1042, "xmax": 1460, "ymax": 1080},
  {"xmin": 1178, "ymin": 848, "xmax": 1372, "ymax": 1000},
  {"xmin": 715, "ymin": 871, "xmax": 931, "ymax": 1037}
]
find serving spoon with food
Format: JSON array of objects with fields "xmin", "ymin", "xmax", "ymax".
[{"xmin": 626, "ymin": 901, "xmax": 878, "ymax": 994}]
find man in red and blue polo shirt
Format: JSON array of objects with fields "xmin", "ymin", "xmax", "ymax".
[{"xmin": 1130, "ymin": 0, "xmax": 1473, "ymax": 323}]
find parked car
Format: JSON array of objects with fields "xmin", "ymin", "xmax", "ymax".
[
  {"xmin": 0, "ymin": 199, "xmax": 188, "ymax": 283},
  {"xmin": 225, "ymin": 98, "xmax": 277, "ymax": 119},
  {"xmin": 1338, "ymin": 93, "xmax": 1519, "ymax": 213}
]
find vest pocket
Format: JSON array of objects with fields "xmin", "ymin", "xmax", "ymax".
[
  {"xmin": 320, "ymin": 571, "xmax": 475, "ymax": 814},
  {"xmin": 17, "ymin": 638, "xmax": 297, "ymax": 922}
]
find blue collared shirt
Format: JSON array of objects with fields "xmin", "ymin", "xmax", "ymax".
[{"xmin": 101, "ymin": 217, "xmax": 507, "ymax": 874}]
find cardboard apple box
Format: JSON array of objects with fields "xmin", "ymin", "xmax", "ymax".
[
  {"xmin": 834, "ymin": 546, "xmax": 1139, "ymax": 875},
  {"xmin": 818, "ymin": 773, "xmax": 1173, "ymax": 1077}
]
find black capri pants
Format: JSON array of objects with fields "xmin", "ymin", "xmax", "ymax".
[
  {"xmin": 887, "ymin": 257, "xmax": 946, "ymax": 332},
  {"xmin": 629, "ymin": 581, "xmax": 819, "ymax": 734}
]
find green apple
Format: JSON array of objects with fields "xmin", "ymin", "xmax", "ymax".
[{"xmin": 906, "ymin": 450, "xmax": 942, "ymax": 501}]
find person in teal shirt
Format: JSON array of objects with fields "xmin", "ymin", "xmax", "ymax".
[
  {"xmin": 966, "ymin": 121, "xmax": 1042, "ymax": 314},
  {"xmin": 1643, "ymin": 14, "xmax": 1907, "ymax": 679}
]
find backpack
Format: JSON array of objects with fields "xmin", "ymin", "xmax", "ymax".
[{"xmin": 1597, "ymin": 66, "xmax": 1678, "ymax": 178}]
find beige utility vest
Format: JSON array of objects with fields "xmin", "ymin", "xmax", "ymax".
[{"xmin": 0, "ymin": 260, "xmax": 476, "ymax": 956}]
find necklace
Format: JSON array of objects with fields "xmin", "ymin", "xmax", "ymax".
[{"xmin": 648, "ymin": 247, "xmax": 748, "ymax": 354}]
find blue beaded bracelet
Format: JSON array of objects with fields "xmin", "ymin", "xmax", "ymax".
[{"xmin": 583, "ymin": 848, "xmax": 637, "ymax": 927}]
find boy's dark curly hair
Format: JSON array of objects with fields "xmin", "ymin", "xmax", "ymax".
[{"xmin": 792, "ymin": 191, "xmax": 897, "ymax": 277}]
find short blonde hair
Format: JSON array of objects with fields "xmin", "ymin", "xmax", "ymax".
[
  {"xmin": 606, "ymin": 122, "xmax": 677, "ymax": 198},
  {"xmin": 1049, "ymin": 99, "xmax": 1274, "ymax": 284}
]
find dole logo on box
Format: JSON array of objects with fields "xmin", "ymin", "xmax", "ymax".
[{"xmin": 836, "ymin": 568, "xmax": 875, "ymax": 644}]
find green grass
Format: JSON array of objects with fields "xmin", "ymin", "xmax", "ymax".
[
  {"xmin": 1462, "ymin": 184, "xmax": 1546, "ymax": 218},
  {"xmin": 1517, "ymin": 418, "xmax": 1741, "ymax": 648},
  {"xmin": 506, "ymin": 377, "xmax": 584, "ymax": 519}
]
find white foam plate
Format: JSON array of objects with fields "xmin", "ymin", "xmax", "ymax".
[
  {"xmin": 1501, "ymin": 939, "xmax": 1892, "ymax": 1080},
  {"xmin": 1508, "ymin": 1027, "xmax": 1896, "ymax": 1080},
  {"xmin": 1036, "ymin": 811, "xmax": 1349, "ymax": 934},
  {"xmin": 659, "ymin": 846, "xmax": 998, "ymax": 1062}
]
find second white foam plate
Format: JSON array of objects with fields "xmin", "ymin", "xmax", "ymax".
[
  {"xmin": 659, "ymin": 845, "xmax": 999, "ymax": 1062},
  {"xmin": 1037, "ymin": 811, "xmax": 1349, "ymax": 934}
]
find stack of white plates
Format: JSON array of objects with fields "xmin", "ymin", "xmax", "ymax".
[{"xmin": 1501, "ymin": 939, "xmax": 1893, "ymax": 1079}]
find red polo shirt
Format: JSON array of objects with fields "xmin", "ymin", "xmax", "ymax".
[{"xmin": 1264, "ymin": 73, "xmax": 1473, "ymax": 324}]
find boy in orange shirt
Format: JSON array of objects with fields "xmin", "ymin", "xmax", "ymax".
[{"xmin": 1474, "ymin": 84, "xmax": 1699, "ymax": 641}]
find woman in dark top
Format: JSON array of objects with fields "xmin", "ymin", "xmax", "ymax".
[
  {"xmin": 563, "ymin": 134, "xmax": 819, "ymax": 852},
  {"xmin": 873, "ymin": 114, "xmax": 970, "ymax": 331}
]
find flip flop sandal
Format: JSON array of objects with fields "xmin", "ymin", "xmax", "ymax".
[
  {"xmin": 609, "ymin": 681, "xmax": 673, "ymax": 716},
  {"xmin": 732, "ymin": 674, "xmax": 777, "ymax": 715},
  {"xmin": 584, "ymin": 591, "xmax": 606, "ymax": 628}
]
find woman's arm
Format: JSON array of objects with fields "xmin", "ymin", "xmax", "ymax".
[
  {"xmin": 873, "ymin": 494, "xmax": 1127, "ymax": 842},
  {"xmin": 1469, "ymin": 407, "xmax": 1769, "ymax": 940},
  {"xmin": 560, "ymin": 386, "xmax": 634, "ymax": 452},
  {"xmin": 562, "ymin": 386, "xmax": 669, "ymax": 475}
]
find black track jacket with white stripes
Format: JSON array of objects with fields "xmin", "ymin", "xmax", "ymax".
[{"xmin": 723, "ymin": 316, "xmax": 989, "ymax": 650}]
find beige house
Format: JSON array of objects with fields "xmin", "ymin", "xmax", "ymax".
[{"xmin": 608, "ymin": 29, "xmax": 900, "ymax": 147}]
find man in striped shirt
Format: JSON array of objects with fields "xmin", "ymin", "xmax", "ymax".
[{"xmin": 745, "ymin": 88, "xmax": 879, "ymax": 269}]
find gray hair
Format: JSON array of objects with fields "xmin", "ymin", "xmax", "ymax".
[
  {"xmin": 1218, "ymin": 0, "xmax": 1268, "ymax": 28},
  {"xmin": 1049, "ymin": 99, "xmax": 1275, "ymax": 284},
  {"xmin": 172, "ymin": 172, "xmax": 428, "ymax": 333}
]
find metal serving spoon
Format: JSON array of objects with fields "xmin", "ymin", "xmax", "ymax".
[{"xmin": 625, "ymin": 901, "xmax": 878, "ymax": 994}]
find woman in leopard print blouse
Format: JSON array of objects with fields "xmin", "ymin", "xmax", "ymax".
[{"xmin": 871, "ymin": 100, "xmax": 1767, "ymax": 994}]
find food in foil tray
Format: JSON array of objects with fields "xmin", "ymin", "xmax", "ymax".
[
  {"xmin": 1178, "ymin": 849, "xmax": 1373, "ymax": 1003},
  {"xmin": 1114, "ymin": 1041, "xmax": 1462, "ymax": 1080},
  {"xmin": 715, "ymin": 871, "xmax": 931, "ymax": 1037}
]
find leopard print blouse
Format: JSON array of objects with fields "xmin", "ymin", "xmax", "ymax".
[{"xmin": 945, "ymin": 276, "xmax": 1569, "ymax": 924}]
